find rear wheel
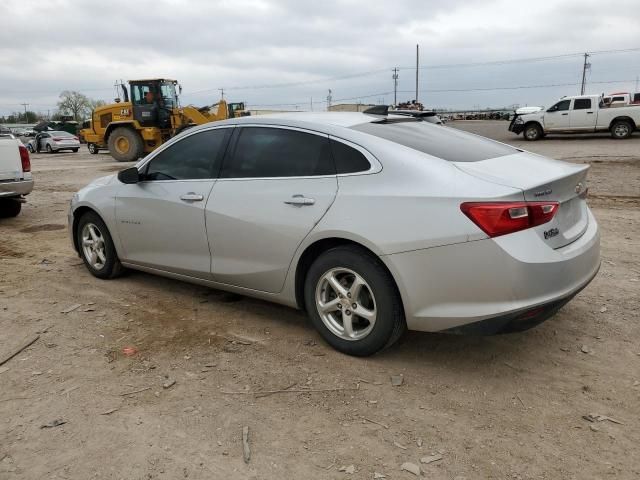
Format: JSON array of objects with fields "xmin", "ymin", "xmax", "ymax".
[
  {"xmin": 610, "ymin": 120, "xmax": 633, "ymax": 139},
  {"xmin": 88, "ymin": 143, "xmax": 99, "ymax": 154},
  {"xmin": 76, "ymin": 212, "xmax": 123, "ymax": 279},
  {"xmin": 0, "ymin": 199, "xmax": 22, "ymax": 218},
  {"xmin": 46, "ymin": 144, "xmax": 53, "ymax": 153},
  {"xmin": 107, "ymin": 127, "xmax": 143, "ymax": 162},
  {"xmin": 304, "ymin": 246, "xmax": 405, "ymax": 356},
  {"xmin": 72, "ymin": 148, "xmax": 79, "ymax": 153},
  {"xmin": 523, "ymin": 123, "xmax": 543, "ymax": 141}
]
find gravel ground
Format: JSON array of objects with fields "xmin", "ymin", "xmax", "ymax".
[{"xmin": 1, "ymin": 121, "xmax": 639, "ymax": 479}]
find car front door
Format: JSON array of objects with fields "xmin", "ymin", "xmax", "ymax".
[
  {"xmin": 544, "ymin": 99, "xmax": 571, "ymax": 130},
  {"xmin": 206, "ymin": 126, "xmax": 338, "ymax": 293},
  {"xmin": 569, "ymin": 97, "xmax": 595, "ymax": 130},
  {"xmin": 115, "ymin": 127, "xmax": 231, "ymax": 278}
]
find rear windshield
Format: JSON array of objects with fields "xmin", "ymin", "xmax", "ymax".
[
  {"xmin": 50, "ymin": 131, "xmax": 73, "ymax": 136},
  {"xmin": 351, "ymin": 120, "xmax": 517, "ymax": 162}
]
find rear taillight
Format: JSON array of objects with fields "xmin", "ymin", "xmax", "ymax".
[
  {"xmin": 52, "ymin": 137, "xmax": 63, "ymax": 141},
  {"xmin": 18, "ymin": 145, "xmax": 31, "ymax": 172},
  {"xmin": 460, "ymin": 201, "xmax": 559, "ymax": 238}
]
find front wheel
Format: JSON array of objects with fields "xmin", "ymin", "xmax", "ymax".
[
  {"xmin": 523, "ymin": 123, "xmax": 543, "ymax": 141},
  {"xmin": 610, "ymin": 120, "xmax": 633, "ymax": 139},
  {"xmin": 107, "ymin": 127, "xmax": 143, "ymax": 162},
  {"xmin": 76, "ymin": 212, "xmax": 123, "ymax": 279},
  {"xmin": 46, "ymin": 144, "xmax": 53, "ymax": 153},
  {"xmin": 72, "ymin": 148, "xmax": 79, "ymax": 153},
  {"xmin": 88, "ymin": 143, "xmax": 99, "ymax": 154},
  {"xmin": 304, "ymin": 246, "xmax": 405, "ymax": 356}
]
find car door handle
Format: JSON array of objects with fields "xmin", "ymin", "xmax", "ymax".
[
  {"xmin": 587, "ymin": 111, "xmax": 594, "ymax": 114},
  {"xmin": 180, "ymin": 192, "xmax": 204, "ymax": 202},
  {"xmin": 284, "ymin": 194, "xmax": 315, "ymax": 206},
  {"xmin": 561, "ymin": 113, "xmax": 568, "ymax": 116}
]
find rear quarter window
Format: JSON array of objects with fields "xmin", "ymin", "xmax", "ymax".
[{"xmin": 351, "ymin": 120, "xmax": 517, "ymax": 162}]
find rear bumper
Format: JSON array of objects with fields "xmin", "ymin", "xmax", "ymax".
[
  {"xmin": 0, "ymin": 179, "xmax": 33, "ymax": 198},
  {"xmin": 442, "ymin": 264, "xmax": 598, "ymax": 335},
  {"xmin": 384, "ymin": 208, "xmax": 600, "ymax": 333}
]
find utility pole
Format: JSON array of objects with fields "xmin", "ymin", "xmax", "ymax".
[
  {"xmin": 580, "ymin": 53, "xmax": 591, "ymax": 95},
  {"xmin": 415, "ymin": 44, "xmax": 419, "ymax": 103},
  {"xmin": 392, "ymin": 67, "xmax": 399, "ymax": 106},
  {"xmin": 310, "ymin": 97, "xmax": 313, "ymax": 112},
  {"xmin": 20, "ymin": 103, "xmax": 29, "ymax": 124},
  {"xmin": 635, "ymin": 76, "xmax": 639, "ymax": 92},
  {"xmin": 326, "ymin": 89, "xmax": 332, "ymax": 110},
  {"xmin": 219, "ymin": 88, "xmax": 225, "ymax": 99}
]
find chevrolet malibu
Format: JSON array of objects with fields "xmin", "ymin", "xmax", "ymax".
[{"xmin": 69, "ymin": 112, "xmax": 600, "ymax": 356}]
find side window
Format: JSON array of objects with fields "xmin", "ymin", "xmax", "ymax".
[
  {"xmin": 221, "ymin": 127, "xmax": 334, "ymax": 178},
  {"xmin": 330, "ymin": 140, "xmax": 371, "ymax": 174},
  {"xmin": 553, "ymin": 100, "xmax": 571, "ymax": 111},
  {"xmin": 145, "ymin": 129, "xmax": 228, "ymax": 181},
  {"xmin": 573, "ymin": 98, "xmax": 592, "ymax": 110}
]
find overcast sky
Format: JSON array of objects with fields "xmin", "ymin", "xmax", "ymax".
[{"xmin": 1, "ymin": 0, "xmax": 639, "ymax": 117}]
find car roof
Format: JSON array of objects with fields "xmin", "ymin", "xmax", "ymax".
[{"xmin": 247, "ymin": 111, "xmax": 381, "ymax": 128}]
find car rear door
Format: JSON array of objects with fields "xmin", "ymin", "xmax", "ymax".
[
  {"xmin": 206, "ymin": 125, "xmax": 338, "ymax": 293},
  {"xmin": 115, "ymin": 127, "xmax": 231, "ymax": 278},
  {"xmin": 569, "ymin": 97, "xmax": 596, "ymax": 130}
]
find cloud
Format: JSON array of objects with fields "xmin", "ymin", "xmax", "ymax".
[{"xmin": 0, "ymin": 0, "xmax": 639, "ymax": 115}]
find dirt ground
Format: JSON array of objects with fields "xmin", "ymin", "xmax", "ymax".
[{"xmin": 1, "ymin": 121, "xmax": 639, "ymax": 479}]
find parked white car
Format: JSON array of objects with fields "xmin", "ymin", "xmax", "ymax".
[
  {"xmin": 509, "ymin": 95, "xmax": 640, "ymax": 140},
  {"xmin": 0, "ymin": 134, "xmax": 33, "ymax": 217}
]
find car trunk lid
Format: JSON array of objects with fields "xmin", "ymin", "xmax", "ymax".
[{"xmin": 454, "ymin": 151, "xmax": 589, "ymax": 249}]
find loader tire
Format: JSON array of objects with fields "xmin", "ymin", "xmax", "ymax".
[{"xmin": 108, "ymin": 127, "xmax": 143, "ymax": 162}]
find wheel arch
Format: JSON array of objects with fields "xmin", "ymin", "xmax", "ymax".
[
  {"xmin": 523, "ymin": 120, "xmax": 543, "ymax": 133},
  {"xmin": 293, "ymin": 237, "xmax": 405, "ymax": 316},
  {"xmin": 71, "ymin": 206, "xmax": 103, "ymax": 253},
  {"xmin": 609, "ymin": 116, "xmax": 636, "ymax": 130},
  {"xmin": 104, "ymin": 121, "xmax": 138, "ymax": 143}
]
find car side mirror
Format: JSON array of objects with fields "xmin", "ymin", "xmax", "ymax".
[{"xmin": 117, "ymin": 167, "xmax": 140, "ymax": 184}]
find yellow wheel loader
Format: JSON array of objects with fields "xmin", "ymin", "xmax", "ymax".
[{"xmin": 81, "ymin": 79, "xmax": 248, "ymax": 162}]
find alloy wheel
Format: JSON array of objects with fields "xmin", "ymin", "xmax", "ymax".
[
  {"xmin": 81, "ymin": 223, "xmax": 107, "ymax": 270},
  {"xmin": 315, "ymin": 267, "xmax": 377, "ymax": 341}
]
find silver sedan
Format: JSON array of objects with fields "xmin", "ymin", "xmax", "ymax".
[
  {"xmin": 68, "ymin": 113, "xmax": 600, "ymax": 356},
  {"xmin": 32, "ymin": 131, "xmax": 80, "ymax": 153}
]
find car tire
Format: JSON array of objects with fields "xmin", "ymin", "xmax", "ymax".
[
  {"xmin": 0, "ymin": 199, "xmax": 22, "ymax": 218},
  {"xmin": 523, "ymin": 123, "xmax": 543, "ymax": 141},
  {"xmin": 88, "ymin": 143, "xmax": 99, "ymax": 154},
  {"xmin": 304, "ymin": 245, "xmax": 406, "ymax": 356},
  {"xmin": 26, "ymin": 144, "xmax": 34, "ymax": 153},
  {"xmin": 72, "ymin": 148, "xmax": 79, "ymax": 153},
  {"xmin": 46, "ymin": 144, "xmax": 53, "ymax": 153},
  {"xmin": 107, "ymin": 127, "xmax": 143, "ymax": 162},
  {"xmin": 610, "ymin": 120, "xmax": 633, "ymax": 139},
  {"xmin": 76, "ymin": 211, "xmax": 124, "ymax": 279}
]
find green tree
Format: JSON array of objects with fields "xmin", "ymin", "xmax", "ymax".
[{"xmin": 57, "ymin": 90, "xmax": 92, "ymax": 122}]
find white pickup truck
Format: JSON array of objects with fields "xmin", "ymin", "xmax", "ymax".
[
  {"xmin": 509, "ymin": 94, "xmax": 640, "ymax": 140},
  {"xmin": 0, "ymin": 134, "xmax": 33, "ymax": 217}
]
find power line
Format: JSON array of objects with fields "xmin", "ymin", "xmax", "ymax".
[
  {"xmin": 398, "ymin": 47, "xmax": 640, "ymax": 70},
  {"xmin": 247, "ymin": 78, "xmax": 636, "ymax": 109}
]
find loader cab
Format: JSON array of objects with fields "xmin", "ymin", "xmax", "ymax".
[{"xmin": 130, "ymin": 79, "xmax": 178, "ymax": 129}]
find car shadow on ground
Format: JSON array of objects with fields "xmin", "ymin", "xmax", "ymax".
[{"xmin": 116, "ymin": 268, "xmax": 546, "ymax": 370}]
